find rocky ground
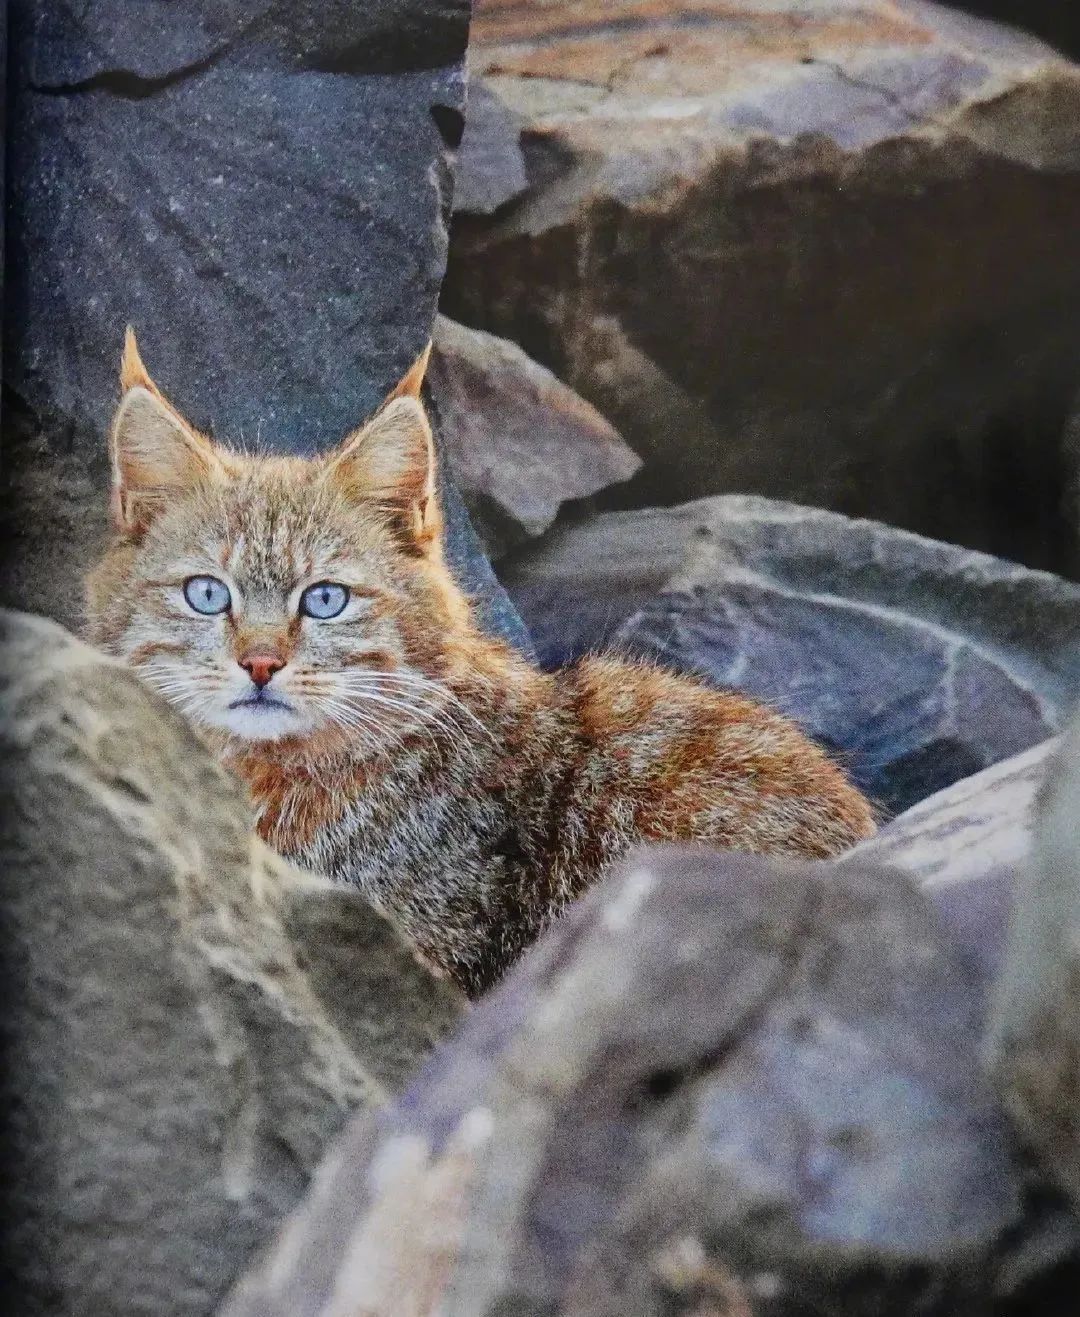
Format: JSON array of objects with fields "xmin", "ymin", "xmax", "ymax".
[{"xmin": 4, "ymin": 2, "xmax": 1080, "ymax": 1315}]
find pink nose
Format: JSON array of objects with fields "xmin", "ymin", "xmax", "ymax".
[{"xmin": 240, "ymin": 653, "xmax": 285, "ymax": 689}]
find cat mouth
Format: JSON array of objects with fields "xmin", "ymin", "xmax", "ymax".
[{"xmin": 228, "ymin": 690, "xmax": 295, "ymax": 713}]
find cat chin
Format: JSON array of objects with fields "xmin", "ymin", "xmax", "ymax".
[{"xmin": 204, "ymin": 704, "xmax": 314, "ymax": 742}]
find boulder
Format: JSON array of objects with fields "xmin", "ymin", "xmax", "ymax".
[
  {"xmin": 445, "ymin": 0, "xmax": 1080, "ymax": 575},
  {"xmin": 429, "ymin": 314, "xmax": 640, "ymax": 558},
  {"xmin": 0, "ymin": 609, "xmax": 464, "ymax": 1315},
  {"xmin": 844, "ymin": 736, "xmax": 1056, "ymax": 993},
  {"xmin": 501, "ymin": 495, "xmax": 1080, "ymax": 817},
  {"xmin": 2, "ymin": 0, "xmax": 530, "ymax": 651},
  {"xmin": 223, "ymin": 844, "xmax": 1078, "ymax": 1316},
  {"xmin": 989, "ymin": 714, "xmax": 1080, "ymax": 1212}
]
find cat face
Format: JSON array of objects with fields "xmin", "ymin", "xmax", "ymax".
[{"xmin": 86, "ymin": 331, "xmax": 471, "ymax": 746}]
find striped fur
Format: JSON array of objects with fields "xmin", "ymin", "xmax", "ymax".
[{"xmin": 86, "ymin": 334, "xmax": 875, "ymax": 995}]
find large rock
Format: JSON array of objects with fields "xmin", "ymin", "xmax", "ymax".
[
  {"xmin": 844, "ymin": 736, "xmax": 1056, "ymax": 993},
  {"xmin": 502, "ymin": 496, "xmax": 1080, "ymax": 817},
  {"xmin": 445, "ymin": 0, "xmax": 1080, "ymax": 575},
  {"xmin": 0, "ymin": 610, "xmax": 464, "ymax": 1315},
  {"xmin": 989, "ymin": 714, "xmax": 1080, "ymax": 1211},
  {"xmin": 430, "ymin": 314, "xmax": 640, "ymax": 558},
  {"xmin": 2, "ymin": 0, "xmax": 530, "ymax": 651},
  {"xmin": 223, "ymin": 844, "xmax": 1078, "ymax": 1316}
]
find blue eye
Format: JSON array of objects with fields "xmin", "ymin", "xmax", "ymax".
[
  {"xmin": 300, "ymin": 582, "xmax": 349, "ymax": 619},
  {"xmin": 183, "ymin": 575, "xmax": 232, "ymax": 615}
]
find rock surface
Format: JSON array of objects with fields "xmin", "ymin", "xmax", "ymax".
[
  {"xmin": 989, "ymin": 713, "xmax": 1080, "ymax": 1212},
  {"xmin": 223, "ymin": 844, "xmax": 1077, "ymax": 1317},
  {"xmin": 430, "ymin": 314, "xmax": 640, "ymax": 558},
  {"xmin": 2, "ymin": 0, "xmax": 529, "ymax": 651},
  {"xmin": 845, "ymin": 736, "xmax": 1056, "ymax": 993},
  {"xmin": 948, "ymin": 2, "xmax": 1080, "ymax": 57},
  {"xmin": 446, "ymin": 0, "xmax": 1080, "ymax": 575},
  {"xmin": 502, "ymin": 495, "xmax": 1080, "ymax": 817},
  {"xmin": 0, "ymin": 609, "xmax": 463, "ymax": 1315}
]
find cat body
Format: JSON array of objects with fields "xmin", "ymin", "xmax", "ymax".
[{"xmin": 86, "ymin": 332, "xmax": 874, "ymax": 995}]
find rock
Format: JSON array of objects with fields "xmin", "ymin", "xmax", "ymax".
[
  {"xmin": 947, "ymin": 3, "xmax": 1080, "ymax": 57},
  {"xmin": 452, "ymin": 79, "xmax": 528, "ymax": 216},
  {"xmin": 223, "ymin": 844, "xmax": 1077, "ymax": 1316},
  {"xmin": 429, "ymin": 314, "xmax": 640, "ymax": 558},
  {"xmin": 0, "ymin": 609, "xmax": 464, "ymax": 1315},
  {"xmin": 502, "ymin": 495, "xmax": 1080, "ymax": 817},
  {"xmin": 989, "ymin": 713, "xmax": 1080, "ymax": 1211},
  {"xmin": 445, "ymin": 0, "xmax": 1080, "ymax": 575},
  {"xmin": 2, "ymin": 0, "xmax": 530, "ymax": 651},
  {"xmin": 843, "ymin": 736, "xmax": 1056, "ymax": 994}
]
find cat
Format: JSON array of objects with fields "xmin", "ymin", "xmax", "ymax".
[{"xmin": 86, "ymin": 330, "xmax": 876, "ymax": 996}]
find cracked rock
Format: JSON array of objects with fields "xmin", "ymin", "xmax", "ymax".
[
  {"xmin": 500, "ymin": 495, "xmax": 1080, "ymax": 816},
  {"xmin": 3, "ymin": 0, "xmax": 530, "ymax": 652},
  {"xmin": 223, "ymin": 844, "xmax": 1073, "ymax": 1317},
  {"xmin": 430, "ymin": 314, "xmax": 640, "ymax": 558},
  {"xmin": 0, "ymin": 610, "xmax": 464, "ymax": 1315},
  {"xmin": 446, "ymin": 0, "xmax": 1080, "ymax": 574}
]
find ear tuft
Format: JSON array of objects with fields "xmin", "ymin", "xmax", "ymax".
[
  {"xmin": 120, "ymin": 326, "xmax": 156, "ymax": 395},
  {"xmin": 385, "ymin": 342, "xmax": 433, "ymax": 403},
  {"xmin": 326, "ymin": 396, "xmax": 440, "ymax": 549}
]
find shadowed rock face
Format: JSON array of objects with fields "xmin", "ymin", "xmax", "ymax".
[
  {"xmin": 445, "ymin": 0, "xmax": 1080, "ymax": 575},
  {"xmin": 0, "ymin": 610, "xmax": 464, "ymax": 1315},
  {"xmin": 222, "ymin": 845, "xmax": 1079, "ymax": 1317},
  {"xmin": 501, "ymin": 495, "xmax": 1080, "ymax": 817},
  {"xmin": 2, "ymin": 0, "xmax": 530, "ymax": 652}
]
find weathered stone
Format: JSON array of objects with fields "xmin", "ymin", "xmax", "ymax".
[
  {"xmin": 446, "ymin": 0, "xmax": 1080, "ymax": 574},
  {"xmin": 989, "ymin": 713, "xmax": 1080, "ymax": 1212},
  {"xmin": 430, "ymin": 314, "xmax": 640, "ymax": 557},
  {"xmin": 2, "ymin": 0, "xmax": 529, "ymax": 651},
  {"xmin": 0, "ymin": 609, "xmax": 464, "ymax": 1315},
  {"xmin": 223, "ymin": 844, "xmax": 1076, "ymax": 1317},
  {"xmin": 844, "ymin": 737, "xmax": 1056, "ymax": 992},
  {"xmin": 502, "ymin": 495, "xmax": 1080, "ymax": 816},
  {"xmin": 452, "ymin": 79, "xmax": 529, "ymax": 216}
]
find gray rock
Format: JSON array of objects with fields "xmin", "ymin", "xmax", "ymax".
[
  {"xmin": 430, "ymin": 314, "xmax": 640, "ymax": 558},
  {"xmin": 502, "ymin": 496, "xmax": 1080, "ymax": 816},
  {"xmin": 844, "ymin": 737, "xmax": 1056, "ymax": 994},
  {"xmin": 446, "ymin": 0, "xmax": 1080, "ymax": 575},
  {"xmin": 223, "ymin": 844, "xmax": 1068, "ymax": 1317},
  {"xmin": 3, "ymin": 0, "xmax": 529, "ymax": 651},
  {"xmin": 452, "ymin": 79, "xmax": 528, "ymax": 216},
  {"xmin": 0, "ymin": 609, "xmax": 464, "ymax": 1315},
  {"xmin": 989, "ymin": 712, "xmax": 1080, "ymax": 1210}
]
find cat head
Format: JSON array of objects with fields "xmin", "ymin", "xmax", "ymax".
[{"xmin": 85, "ymin": 329, "xmax": 476, "ymax": 747}]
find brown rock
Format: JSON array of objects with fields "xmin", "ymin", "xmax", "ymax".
[
  {"xmin": 0, "ymin": 609, "xmax": 464, "ymax": 1314},
  {"xmin": 431, "ymin": 314, "xmax": 640, "ymax": 557},
  {"xmin": 224, "ymin": 845, "xmax": 1075, "ymax": 1317},
  {"xmin": 446, "ymin": 0, "xmax": 1080, "ymax": 574}
]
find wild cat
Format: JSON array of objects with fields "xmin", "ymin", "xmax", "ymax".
[{"xmin": 86, "ymin": 331, "xmax": 875, "ymax": 996}]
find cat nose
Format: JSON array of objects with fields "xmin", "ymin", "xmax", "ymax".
[{"xmin": 240, "ymin": 652, "xmax": 285, "ymax": 689}]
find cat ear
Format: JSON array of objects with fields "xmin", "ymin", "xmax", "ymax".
[
  {"xmin": 109, "ymin": 328, "xmax": 226, "ymax": 535},
  {"xmin": 327, "ymin": 394, "xmax": 440, "ymax": 551}
]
